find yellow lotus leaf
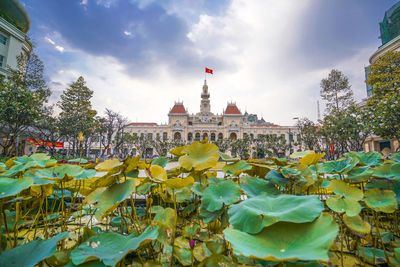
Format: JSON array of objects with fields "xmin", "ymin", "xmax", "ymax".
[
  {"xmin": 178, "ymin": 142, "xmax": 219, "ymax": 171},
  {"xmin": 146, "ymin": 165, "xmax": 167, "ymax": 183},
  {"xmin": 95, "ymin": 159, "xmax": 122, "ymax": 172},
  {"xmin": 170, "ymin": 146, "xmax": 187, "ymax": 157},
  {"xmin": 300, "ymin": 152, "xmax": 325, "ymax": 166},
  {"xmin": 343, "ymin": 214, "xmax": 371, "ymax": 235},
  {"xmin": 164, "ymin": 176, "xmax": 194, "ymax": 189},
  {"xmin": 330, "ymin": 179, "xmax": 363, "ymax": 201},
  {"xmin": 30, "ymin": 184, "xmax": 53, "ymax": 198}
]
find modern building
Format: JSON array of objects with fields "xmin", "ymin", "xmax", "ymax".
[
  {"xmin": 363, "ymin": 1, "xmax": 400, "ymax": 153},
  {"xmin": 0, "ymin": 0, "xmax": 31, "ymax": 77},
  {"xmin": 126, "ymin": 80, "xmax": 299, "ymax": 157}
]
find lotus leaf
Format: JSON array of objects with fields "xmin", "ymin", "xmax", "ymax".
[
  {"xmin": 365, "ymin": 179, "xmax": 392, "ymax": 190},
  {"xmin": 68, "ymin": 158, "xmax": 88, "ymax": 164},
  {"xmin": 74, "ymin": 169, "xmax": 97, "ymax": 180},
  {"xmin": 199, "ymin": 204, "xmax": 223, "ymax": 223},
  {"xmin": 169, "ymin": 145, "xmax": 187, "ymax": 157},
  {"xmin": 265, "ymin": 170, "xmax": 289, "ymax": 186},
  {"xmin": 95, "ymin": 159, "xmax": 122, "ymax": 172},
  {"xmin": 290, "ymin": 150, "xmax": 314, "ymax": 159},
  {"xmin": 222, "ymin": 160, "xmax": 252, "ymax": 175},
  {"xmin": 329, "ymin": 179, "xmax": 363, "ymax": 200},
  {"xmin": 365, "ymin": 188, "xmax": 397, "ymax": 213},
  {"xmin": 201, "ymin": 179, "xmax": 241, "ymax": 212},
  {"xmin": 164, "ymin": 176, "xmax": 194, "ymax": 189},
  {"xmin": 346, "ymin": 152, "xmax": 383, "ymax": 166},
  {"xmin": 343, "ymin": 214, "xmax": 371, "ymax": 234},
  {"xmin": 71, "ymin": 226, "xmax": 158, "ymax": 266},
  {"xmin": 0, "ymin": 232, "xmax": 69, "ymax": 267},
  {"xmin": 179, "ymin": 142, "xmax": 219, "ymax": 171},
  {"xmin": 193, "ymin": 242, "xmax": 212, "ymax": 262},
  {"xmin": 319, "ymin": 158, "xmax": 356, "ymax": 174},
  {"xmin": 151, "ymin": 157, "xmax": 169, "ymax": 167},
  {"xmin": 95, "ymin": 179, "xmax": 137, "ymax": 219},
  {"xmin": 240, "ymin": 176, "xmax": 280, "ymax": 197},
  {"xmin": 228, "ymin": 194, "xmax": 324, "ymax": 234},
  {"xmin": 346, "ymin": 166, "xmax": 373, "ymax": 183},
  {"xmin": 0, "ymin": 177, "xmax": 34, "ymax": 198},
  {"xmin": 217, "ymin": 151, "xmax": 240, "ymax": 162},
  {"xmin": 358, "ymin": 247, "xmax": 386, "ymax": 264},
  {"xmin": 372, "ymin": 163, "xmax": 400, "ymax": 179},
  {"xmin": 299, "ymin": 152, "xmax": 325, "ymax": 166},
  {"xmin": 146, "ymin": 165, "xmax": 167, "ymax": 183},
  {"xmin": 392, "ymin": 153, "xmax": 400, "ymax": 163},
  {"xmin": 36, "ymin": 165, "xmax": 85, "ymax": 180},
  {"xmin": 1, "ymin": 161, "xmax": 37, "ymax": 177},
  {"xmin": 224, "ymin": 213, "xmax": 338, "ymax": 261},
  {"xmin": 326, "ymin": 196, "xmax": 361, "ymax": 216},
  {"xmin": 390, "ymin": 247, "xmax": 400, "ymax": 266}
]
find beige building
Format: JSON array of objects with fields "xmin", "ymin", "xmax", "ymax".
[{"xmin": 126, "ymin": 80, "xmax": 299, "ymax": 157}]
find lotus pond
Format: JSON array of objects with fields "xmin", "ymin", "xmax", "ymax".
[{"xmin": 0, "ymin": 141, "xmax": 400, "ymax": 266}]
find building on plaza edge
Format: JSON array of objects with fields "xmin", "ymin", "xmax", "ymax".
[
  {"xmin": 363, "ymin": 1, "xmax": 400, "ymax": 153},
  {"xmin": 126, "ymin": 80, "xmax": 299, "ymax": 157}
]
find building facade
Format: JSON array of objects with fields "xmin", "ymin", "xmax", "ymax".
[
  {"xmin": 363, "ymin": 1, "xmax": 400, "ymax": 153},
  {"xmin": 0, "ymin": 0, "xmax": 31, "ymax": 77},
  {"xmin": 126, "ymin": 80, "xmax": 299, "ymax": 157}
]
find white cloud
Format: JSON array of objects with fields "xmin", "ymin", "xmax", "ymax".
[
  {"xmin": 45, "ymin": 36, "xmax": 56, "ymax": 45},
  {"xmin": 123, "ymin": 31, "xmax": 132, "ymax": 36},
  {"xmin": 45, "ymin": 36, "xmax": 65, "ymax": 53},
  {"xmin": 80, "ymin": 0, "xmax": 88, "ymax": 5},
  {"xmin": 55, "ymin": 45, "xmax": 65, "ymax": 53}
]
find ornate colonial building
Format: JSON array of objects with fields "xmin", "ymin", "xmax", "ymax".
[{"xmin": 126, "ymin": 80, "xmax": 299, "ymax": 156}]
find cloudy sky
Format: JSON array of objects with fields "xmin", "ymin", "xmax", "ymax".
[{"xmin": 21, "ymin": 0, "xmax": 398, "ymax": 125}]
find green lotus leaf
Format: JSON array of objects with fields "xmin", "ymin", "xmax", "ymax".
[
  {"xmin": 265, "ymin": 170, "xmax": 289, "ymax": 186},
  {"xmin": 0, "ymin": 232, "xmax": 69, "ymax": 267},
  {"xmin": 390, "ymin": 247, "xmax": 400, "ymax": 266},
  {"xmin": 95, "ymin": 179, "xmax": 137, "ymax": 219},
  {"xmin": 164, "ymin": 176, "xmax": 194, "ymax": 189},
  {"xmin": 154, "ymin": 207, "xmax": 177, "ymax": 230},
  {"xmin": 284, "ymin": 261, "xmax": 324, "ymax": 267},
  {"xmin": 178, "ymin": 142, "xmax": 219, "ymax": 171},
  {"xmin": 358, "ymin": 247, "xmax": 386, "ymax": 265},
  {"xmin": 146, "ymin": 165, "xmax": 167, "ymax": 183},
  {"xmin": 365, "ymin": 179, "xmax": 392, "ymax": 190},
  {"xmin": 171, "ymin": 186, "xmax": 192, "ymax": 203},
  {"xmin": 74, "ymin": 169, "xmax": 97, "ymax": 180},
  {"xmin": 329, "ymin": 179, "xmax": 363, "ymax": 200},
  {"xmin": 151, "ymin": 157, "xmax": 169, "ymax": 167},
  {"xmin": 228, "ymin": 194, "xmax": 324, "ymax": 234},
  {"xmin": 240, "ymin": 176, "xmax": 280, "ymax": 197},
  {"xmin": 299, "ymin": 152, "xmax": 325, "ymax": 166},
  {"xmin": 222, "ymin": 160, "xmax": 252, "ymax": 175},
  {"xmin": 325, "ymin": 196, "xmax": 361, "ymax": 216},
  {"xmin": 201, "ymin": 179, "xmax": 241, "ymax": 212},
  {"xmin": 36, "ymin": 165, "xmax": 85, "ymax": 180},
  {"xmin": 0, "ymin": 177, "xmax": 34, "ymax": 198},
  {"xmin": 319, "ymin": 158, "xmax": 356, "ymax": 174},
  {"xmin": 343, "ymin": 214, "xmax": 371, "ymax": 234},
  {"xmin": 193, "ymin": 242, "xmax": 212, "ymax": 262},
  {"xmin": 1, "ymin": 161, "xmax": 37, "ymax": 177},
  {"xmin": 217, "ymin": 151, "xmax": 240, "ymax": 162},
  {"xmin": 392, "ymin": 153, "xmax": 400, "ymax": 163},
  {"xmin": 372, "ymin": 163, "xmax": 400, "ymax": 179},
  {"xmin": 199, "ymin": 204, "xmax": 223, "ymax": 223},
  {"xmin": 280, "ymin": 166, "xmax": 302, "ymax": 178},
  {"xmin": 71, "ymin": 226, "xmax": 158, "ymax": 266},
  {"xmin": 346, "ymin": 166, "xmax": 373, "ymax": 183},
  {"xmin": 68, "ymin": 158, "xmax": 88, "ymax": 164},
  {"xmin": 345, "ymin": 152, "xmax": 383, "ymax": 166},
  {"xmin": 95, "ymin": 159, "xmax": 122, "ymax": 172},
  {"xmin": 224, "ymin": 213, "xmax": 338, "ymax": 262},
  {"xmin": 365, "ymin": 188, "xmax": 397, "ymax": 213}
]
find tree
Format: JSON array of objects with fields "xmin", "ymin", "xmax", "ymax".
[
  {"xmin": 58, "ymin": 76, "xmax": 96, "ymax": 156},
  {"xmin": 295, "ymin": 118, "xmax": 322, "ymax": 151},
  {"xmin": 152, "ymin": 136, "xmax": 173, "ymax": 156},
  {"xmin": 214, "ymin": 138, "xmax": 230, "ymax": 153},
  {"xmin": 230, "ymin": 137, "xmax": 251, "ymax": 159},
  {"xmin": 256, "ymin": 134, "xmax": 289, "ymax": 158},
  {"xmin": 366, "ymin": 51, "xmax": 400, "ymax": 151},
  {"xmin": 320, "ymin": 69, "xmax": 354, "ymax": 113},
  {"xmin": 366, "ymin": 51, "xmax": 400, "ymax": 98},
  {"xmin": 0, "ymin": 52, "xmax": 50, "ymax": 156}
]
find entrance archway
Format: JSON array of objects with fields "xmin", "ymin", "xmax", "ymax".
[{"xmin": 229, "ymin": 132, "xmax": 237, "ymax": 140}]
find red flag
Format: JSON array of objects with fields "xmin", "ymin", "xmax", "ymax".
[{"xmin": 205, "ymin": 67, "xmax": 213, "ymax": 74}]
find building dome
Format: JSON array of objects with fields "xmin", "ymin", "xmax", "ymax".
[{"xmin": 0, "ymin": 0, "xmax": 30, "ymax": 33}]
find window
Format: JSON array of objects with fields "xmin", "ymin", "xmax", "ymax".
[
  {"xmin": 147, "ymin": 133, "xmax": 153, "ymax": 140},
  {"xmin": 189, "ymin": 121, "xmax": 192, "ymax": 126},
  {"xmin": 0, "ymin": 34, "xmax": 6, "ymax": 45},
  {"xmin": 0, "ymin": 55, "xmax": 4, "ymax": 67},
  {"xmin": 163, "ymin": 132, "xmax": 168, "ymax": 141}
]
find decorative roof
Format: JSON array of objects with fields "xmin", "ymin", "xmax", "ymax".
[
  {"xmin": 0, "ymin": 0, "xmax": 30, "ymax": 33},
  {"xmin": 129, "ymin": 122, "xmax": 158, "ymax": 126},
  {"xmin": 224, "ymin": 102, "xmax": 241, "ymax": 115},
  {"xmin": 170, "ymin": 102, "xmax": 187, "ymax": 114}
]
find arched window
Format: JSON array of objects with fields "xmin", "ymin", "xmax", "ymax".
[
  {"xmin": 195, "ymin": 132, "xmax": 200, "ymax": 141},
  {"xmin": 218, "ymin": 133, "xmax": 223, "ymax": 140},
  {"xmin": 203, "ymin": 133, "xmax": 208, "ymax": 140},
  {"xmin": 229, "ymin": 132, "xmax": 237, "ymax": 140},
  {"xmin": 188, "ymin": 132, "xmax": 193, "ymax": 141},
  {"xmin": 174, "ymin": 132, "xmax": 181, "ymax": 140},
  {"xmin": 211, "ymin": 133, "xmax": 216, "ymax": 141},
  {"xmin": 163, "ymin": 132, "xmax": 168, "ymax": 141}
]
